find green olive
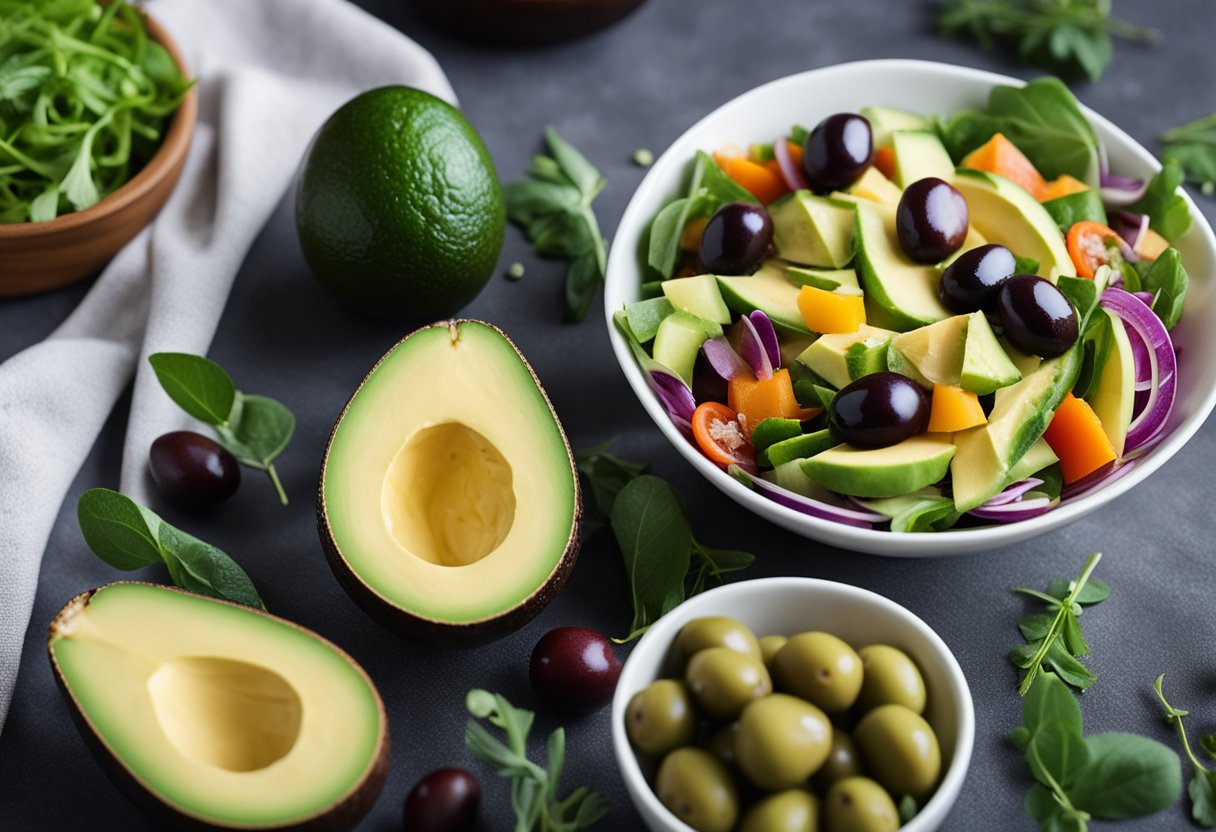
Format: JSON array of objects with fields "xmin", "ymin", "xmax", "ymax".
[
  {"xmin": 853, "ymin": 704, "xmax": 941, "ymax": 800},
  {"xmin": 686, "ymin": 646, "xmax": 772, "ymax": 720},
  {"xmin": 625, "ymin": 679, "xmax": 696, "ymax": 757},
  {"xmin": 823, "ymin": 777, "xmax": 899, "ymax": 832},
  {"xmin": 708, "ymin": 721, "xmax": 739, "ymax": 768},
  {"xmin": 678, "ymin": 616, "xmax": 762, "ymax": 661},
  {"xmin": 857, "ymin": 644, "xmax": 927, "ymax": 714},
  {"xmin": 735, "ymin": 693, "xmax": 832, "ymax": 791},
  {"xmin": 813, "ymin": 729, "xmax": 864, "ymax": 790},
  {"xmin": 739, "ymin": 789, "xmax": 820, "ymax": 832},
  {"xmin": 773, "ymin": 631, "xmax": 863, "ymax": 712},
  {"xmin": 656, "ymin": 747, "xmax": 738, "ymax": 832},
  {"xmin": 759, "ymin": 634, "xmax": 788, "ymax": 668}
]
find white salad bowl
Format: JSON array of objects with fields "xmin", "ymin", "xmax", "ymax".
[
  {"xmin": 612, "ymin": 577, "xmax": 975, "ymax": 832},
  {"xmin": 604, "ymin": 58, "xmax": 1216, "ymax": 556}
]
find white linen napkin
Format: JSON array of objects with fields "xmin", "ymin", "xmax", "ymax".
[{"xmin": 0, "ymin": 0, "xmax": 454, "ymax": 730}]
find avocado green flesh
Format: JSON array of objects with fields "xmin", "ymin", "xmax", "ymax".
[
  {"xmin": 802, "ymin": 435, "xmax": 957, "ymax": 498},
  {"xmin": 861, "ymin": 105, "xmax": 933, "ymax": 149},
  {"xmin": 662, "ymin": 274, "xmax": 732, "ymax": 324},
  {"xmin": 1088, "ymin": 307, "xmax": 1135, "ymax": 457},
  {"xmin": 889, "ymin": 315, "xmax": 971, "ymax": 387},
  {"xmin": 891, "ymin": 131, "xmax": 955, "ymax": 188},
  {"xmin": 769, "ymin": 192, "xmax": 855, "ymax": 268},
  {"xmin": 624, "ymin": 297, "xmax": 675, "ymax": 343},
  {"xmin": 323, "ymin": 321, "xmax": 577, "ymax": 623},
  {"xmin": 961, "ymin": 313, "xmax": 1023, "ymax": 395},
  {"xmin": 654, "ymin": 312, "xmax": 714, "ymax": 385},
  {"xmin": 853, "ymin": 201, "xmax": 951, "ymax": 331},
  {"xmin": 796, "ymin": 325, "xmax": 897, "ymax": 390},
  {"xmin": 950, "ymin": 169, "xmax": 1074, "ymax": 282},
  {"xmin": 952, "ymin": 347, "xmax": 1081, "ymax": 511},
  {"xmin": 716, "ymin": 261, "xmax": 812, "ymax": 334},
  {"xmin": 786, "ymin": 266, "xmax": 860, "ymax": 292},
  {"xmin": 49, "ymin": 584, "xmax": 382, "ymax": 827},
  {"xmin": 763, "ymin": 430, "xmax": 835, "ymax": 468},
  {"xmin": 1006, "ymin": 439, "xmax": 1059, "ymax": 484}
]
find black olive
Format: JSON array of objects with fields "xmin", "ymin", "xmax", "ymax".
[
  {"xmin": 699, "ymin": 201, "xmax": 773, "ymax": 275},
  {"xmin": 996, "ymin": 274, "xmax": 1079, "ymax": 358},
  {"xmin": 829, "ymin": 373, "xmax": 930, "ymax": 449},
  {"xmin": 896, "ymin": 177, "xmax": 969, "ymax": 264},
  {"xmin": 939, "ymin": 243, "xmax": 1017, "ymax": 314},
  {"xmin": 149, "ymin": 431, "xmax": 240, "ymax": 512},
  {"xmin": 803, "ymin": 113, "xmax": 873, "ymax": 193}
]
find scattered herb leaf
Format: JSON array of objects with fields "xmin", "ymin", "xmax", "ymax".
[
  {"xmin": 149, "ymin": 353, "xmax": 294, "ymax": 505},
  {"xmin": 1154, "ymin": 674, "xmax": 1216, "ymax": 827},
  {"xmin": 464, "ymin": 689, "xmax": 609, "ymax": 831},
  {"xmin": 1161, "ymin": 112, "xmax": 1216, "ymax": 195},
  {"xmin": 1010, "ymin": 552, "xmax": 1105, "ymax": 695},
  {"xmin": 935, "ymin": 0, "xmax": 1156, "ymax": 82},
  {"xmin": 505, "ymin": 129, "xmax": 608, "ymax": 322},
  {"xmin": 77, "ymin": 488, "xmax": 262, "ymax": 608},
  {"xmin": 1125, "ymin": 161, "xmax": 1193, "ymax": 243},
  {"xmin": 1129, "ymin": 247, "xmax": 1188, "ymax": 330}
]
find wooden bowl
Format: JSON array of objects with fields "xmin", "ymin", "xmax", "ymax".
[{"xmin": 0, "ymin": 12, "xmax": 197, "ymax": 297}]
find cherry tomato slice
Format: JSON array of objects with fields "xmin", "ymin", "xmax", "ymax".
[
  {"xmin": 692, "ymin": 401, "xmax": 756, "ymax": 468},
  {"xmin": 1066, "ymin": 221, "xmax": 1126, "ymax": 279}
]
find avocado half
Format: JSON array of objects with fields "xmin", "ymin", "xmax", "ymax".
[
  {"xmin": 47, "ymin": 582, "xmax": 389, "ymax": 831},
  {"xmin": 318, "ymin": 319, "xmax": 582, "ymax": 647}
]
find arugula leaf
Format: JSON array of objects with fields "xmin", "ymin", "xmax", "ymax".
[
  {"xmin": 505, "ymin": 128, "xmax": 607, "ymax": 322},
  {"xmin": 1125, "ymin": 161, "xmax": 1193, "ymax": 243},
  {"xmin": 465, "ymin": 689, "xmax": 609, "ymax": 830},
  {"xmin": 77, "ymin": 488, "xmax": 262, "ymax": 607},
  {"xmin": 940, "ymin": 77, "xmax": 1101, "ymax": 184},
  {"xmin": 149, "ymin": 354, "xmax": 293, "ymax": 505},
  {"xmin": 1155, "ymin": 674, "xmax": 1216, "ymax": 827},
  {"xmin": 1011, "ymin": 552, "xmax": 1105, "ymax": 695},
  {"xmin": 1131, "ymin": 248, "xmax": 1188, "ymax": 330},
  {"xmin": 611, "ymin": 476, "xmax": 692, "ymax": 638}
]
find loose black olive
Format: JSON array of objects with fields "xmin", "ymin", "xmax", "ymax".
[
  {"xmin": 896, "ymin": 177, "xmax": 969, "ymax": 264},
  {"xmin": 938, "ymin": 243, "xmax": 1017, "ymax": 314},
  {"xmin": 829, "ymin": 373, "xmax": 930, "ymax": 449},
  {"xmin": 149, "ymin": 431, "xmax": 240, "ymax": 512},
  {"xmin": 803, "ymin": 113, "xmax": 873, "ymax": 193},
  {"xmin": 996, "ymin": 274, "xmax": 1079, "ymax": 358},
  {"xmin": 699, "ymin": 201, "xmax": 773, "ymax": 275}
]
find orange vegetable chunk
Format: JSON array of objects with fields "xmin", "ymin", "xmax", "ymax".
[
  {"xmin": 714, "ymin": 153, "xmax": 788, "ymax": 204},
  {"xmin": 1041, "ymin": 175, "xmax": 1089, "ymax": 202},
  {"xmin": 1042, "ymin": 392, "xmax": 1116, "ymax": 483},
  {"xmin": 873, "ymin": 146, "xmax": 896, "ymax": 180},
  {"xmin": 928, "ymin": 385, "xmax": 987, "ymax": 433},
  {"xmin": 797, "ymin": 285, "xmax": 866, "ymax": 334},
  {"xmin": 728, "ymin": 368, "xmax": 820, "ymax": 435},
  {"xmin": 961, "ymin": 133, "xmax": 1048, "ymax": 200}
]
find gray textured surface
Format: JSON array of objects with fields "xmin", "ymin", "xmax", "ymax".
[{"xmin": 2, "ymin": 0, "xmax": 1215, "ymax": 829}]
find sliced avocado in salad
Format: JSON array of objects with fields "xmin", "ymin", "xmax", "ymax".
[
  {"xmin": 846, "ymin": 338, "xmax": 890, "ymax": 381},
  {"xmin": 950, "ymin": 168, "xmax": 1074, "ymax": 281},
  {"xmin": 661, "ymin": 274, "xmax": 732, "ymax": 324},
  {"xmin": 1087, "ymin": 307, "xmax": 1135, "ymax": 457},
  {"xmin": 652, "ymin": 311, "xmax": 720, "ymax": 385},
  {"xmin": 786, "ymin": 266, "xmax": 860, "ymax": 292},
  {"xmin": 853, "ymin": 200, "xmax": 951, "ymax": 330},
  {"xmin": 951, "ymin": 347, "xmax": 1081, "ymax": 512},
  {"xmin": 861, "ymin": 105, "xmax": 933, "ymax": 149},
  {"xmin": 796, "ymin": 324, "xmax": 897, "ymax": 389},
  {"xmin": 961, "ymin": 312, "xmax": 1023, "ymax": 395},
  {"xmin": 802, "ymin": 435, "xmax": 957, "ymax": 499},
  {"xmin": 751, "ymin": 417, "xmax": 803, "ymax": 454},
  {"xmin": 716, "ymin": 261, "xmax": 812, "ymax": 335},
  {"xmin": 891, "ymin": 130, "xmax": 955, "ymax": 189},
  {"xmin": 888, "ymin": 314, "xmax": 971, "ymax": 387},
  {"xmin": 1006, "ymin": 438, "xmax": 1059, "ymax": 485},
  {"xmin": 624, "ymin": 297, "xmax": 675, "ymax": 343},
  {"xmin": 762, "ymin": 429, "xmax": 836, "ymax": 468},
  {"xmin": 769, "ymin": 191, "xmax": 855, "ymax": 268},
  {"xmin": 847, "ymin": 167, "xmax": 902, "ymax": 204}
]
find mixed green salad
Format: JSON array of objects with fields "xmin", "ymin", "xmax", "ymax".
[{"xmin": 617, "ymin": 78, "xmax": 1192, "ymax": 533}]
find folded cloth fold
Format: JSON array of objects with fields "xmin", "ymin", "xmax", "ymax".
[{"xmin": 0, "ymin": 0, "xmax": 454, "ymax": 730}]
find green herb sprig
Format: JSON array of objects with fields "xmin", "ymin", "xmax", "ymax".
[
  {"xmin": 936, "ymin": 0, "xmax": 1156, "ymax": 82},
  {"xmin": 1162, "ymin": 113, "xmax": 1216, "ymax": 196},
  {"xmin": 1009, "ymin": 552, "xmax": 1108, "ymax": 695},
  {"xmin": 465, "ymin": 689, "xmax": 609, "ymax": 831},
  {"xmin": 504, "ymin": 128, "xmax": 608, "ymax": 322},
  {"xmin": 576, "ymin": 441, "xmax": 755, "ymax": 641},
  {"xmin": 1154, "ymin": 674, "xmax": 1216, "ymax": 827},
  {"xmin": 1012, "ymin": 672, "xmax": 1181, "ymax": 830},
  {"xmin": 0, "ymin": 0, "xmax": 193, "ymax": 223},
  {"xmin": 148, "ymin": 353, "xmax": 295, "ymax": 505},
  {"xmin": 77, "ymin": 488, "xmax": 262, "ymax": 608}
]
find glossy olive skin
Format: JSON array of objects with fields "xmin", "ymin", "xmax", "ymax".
[
  {"xmin": 403, "ymin": 768, "xmax": 480, "ymax": 832},
  {"xmin": 938, "ymin": 243, "xmax": 1016, "ymax": 313},
  {"xmin": 896, "ymin": 177, "xmax": 969, "ymax": 264},
  {"xmin": 997, "ymin": 274, "xmax": 1080, "ymax": 358},
  {"xmin": 824, "ymin": 777, "xmax": 900, "ymax": 832},
  {"xmin": 678, "ymin": 617, "xmax": 762, "ymax": 661},
  {"xmin": 529, "ymin": 626, "xmax": 621, "ymax": 714},
  {"xmin": 813, "ymin": 730, "xmax": 864, "ymax": 790},
  {"xmin": 854, "ymin": 704, "xmax": 942, "ymax": 800},
  {"xmin": 626, "ymin": 680, "xmax": 697, "ymax": 757},
  {"xmin": 736, "ymin": 693, "xmax": 833, "ymax": 791},
  {"xmin": 829, "ymin": 373, "xmax": 930, "ymax": 450},
  {"xmin": 739, "ymin": 789, "xmax": 820, "ymax": 832},
  {"xmin": 708, "ymin": 722, "xmax": 739, "ymax": 768},
  {"xmin": 699, "ymin": 201, "xmax": 773, "ymax": 275},
  {"xmin": 149, "ymin": 431, "xmax": 240, "ymax": 512},
  {"xmin": 686, "ymin": 647, "xmax": 772, "ymax": 720},
  {"xmin": 773, "ymin": 631, "xmax": 864, "ymax": 712},
  {"xmin": 759, "ymin": 635, "xmax": 788, "ymax": 668},
  {"xmin": 857, "ymin": 644, "xmax": 927, "ymax": 714},
  {"xmin": 656, "ymin": 747, "xmax": 739, "ymax": 832},
  {"xmin": 803, "ymin": 113, "xmax": 873, "ymax": 193}
]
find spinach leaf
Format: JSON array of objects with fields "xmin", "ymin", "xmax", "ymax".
[
  {"xmin": 1069, "ymin": 733, "xmax": 1182, "ymax": 818},
  {"xmin": 76, "ymin": 488, "xmax": 163, "ymax": 570},
  {"xmin": 1072, "ymin": 309, "xmax": 1113, "ymax": 400},
  {"xmin": 148, "ymin": 353, "xmax": 237, "ymax": 426},
  {"xmin": 611, "ymin": 476, "xmax": 692, "ymax": 640},
  {"xmin": 1125, "ymin": 161, "xmax": 1193, "ymax": 243},
  {"xmin": 1132, "ymin": 247, "xmax": 1188, "ymax": 330},
  {"xmin": 889, "ymin": 497, "xmax": 960, "ymax": 533}
]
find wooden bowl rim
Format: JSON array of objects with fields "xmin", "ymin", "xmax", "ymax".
[{"xmin": 0, "ymin": 9, "xmax": 198, "ymax": 240}]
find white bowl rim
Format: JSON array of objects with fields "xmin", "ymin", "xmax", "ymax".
[
  {"xmin": 604, "ymin": 58, "xmax": 1216, "ymax": 556},
  {"xmin": 610, "ymin": 576, "xmax": 977, "ymax": 832}
]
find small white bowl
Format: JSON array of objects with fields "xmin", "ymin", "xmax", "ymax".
[
  {"xmin": 612, "ymin": 577, "xmax": 975, "ymax": 832},
  {"xmin": 604, "ymin": 59, "xmax": 1216, "ymax": 556}
]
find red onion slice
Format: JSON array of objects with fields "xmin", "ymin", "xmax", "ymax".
[
  {"xmin": 1061, "ymin": 458, "xmax": 1139, "ymax": 501},
  {"xmin": 1100, "ymin": 172, "xmax": 1148, "ymax": 206},
  {"xmin": 702, "ymin": 337, "xmax": 749, "ymax": 381},
  {"xmin": 1100, "ymin": 288, "xmax": 1178, "ymax": 452},
  {"xmin": 650, "ymin": 369, "xmax": 696, "ymax": 428},
  {"xmin": 730, "ymin": 465, "xmax": 883, "ymax": 528},
  {"xmin": 748, "ymin": 310, "xmax": 782, "ymax": 370},
  {"xmin": 968, "ymin": 496, "xmax": 1056, "ymax": 522},
  {"xmin": 980, "ymin": 477, "xmax": 1045, "ymax": 508},
  {"xmin": 773, "ymin": 136, "xmax": 809, "ymax": 192},
  {"xmin": 1108, "ymin": 209, "xmax": 1148, "ymax": 250},
  {"xmin": 737, "ymin": 314, "xmax": 774, "ymax": 380}
]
